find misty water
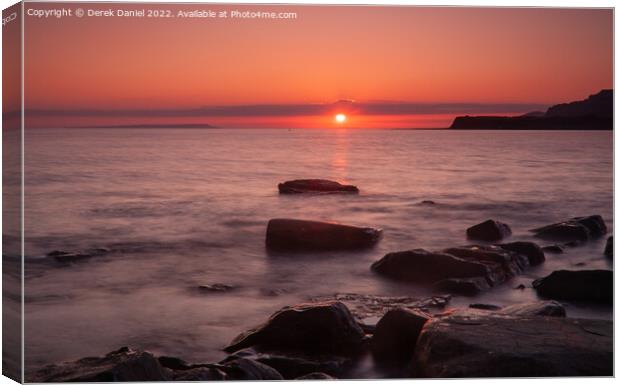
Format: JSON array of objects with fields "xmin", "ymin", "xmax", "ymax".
[{"xmin": 12, "ymin": 128, "xmax": 613, "ymax": 377}]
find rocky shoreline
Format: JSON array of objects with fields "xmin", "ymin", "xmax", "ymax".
[{"xmin": 31, "ymin": 179, "xmax": 613, "ymax": 380}]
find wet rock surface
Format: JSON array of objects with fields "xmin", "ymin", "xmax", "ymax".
[
  {"xmin": 224, "ymin": 301, "xmax": 366, "ymax": 356},
  {"xmin": 278, "ymin": 179, "xmax": 359, "ymax": 194},
  {"xmin": 466, "ymin": 219, "xmax": 512, "ymax": 241},
  {"xmin": 533, "ymin": 269, "xmax": 613, "ymax": 304},
  {"xmin": 604, "ymin": 236, "xmax": 613, "ymax": 258},
  {"xmin": 497, "ymin": 300, "xmax": 566, "ymax": 317},
  {"xmin": 531, "ymin": 215, "xmax": 607, "ymax": 242},
  {"xmin": 371, "ymin": 308, "xmax": 430, "ymax": 365},
  {"xmin": 372, "ymin": 243, "xmax": 539, "ymax": 294},
  {"xmin": 266, "ymin": 218, "xmax": 382, "ymax": 251},
  {"xmin": 414, "ymin": 311, "xmax": 613, "ymax": 377}
]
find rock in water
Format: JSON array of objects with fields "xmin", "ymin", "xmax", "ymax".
[
  {"xmin": 218, "ymin": 358, "xmax": 283, "ymax": 380},
  {"xmin": 541, "ymin": 245, "xmax": 564, "ymax": 254},
  {"xmin": 604, "ymin": 236, "xmax": 613, "ymax": 258},
  {"xmin": 278, "ymin": 179, "xmax": 359, "ymax": 194},
  {"xmin": 414, "ymin": 312, "xmax": 612, "ymax": 377},
  {"xmin": 531, "ymin": 215, "xmax": 607, "ymax": 242},
  {"xmin": 31, "ymin": 347, "xmax": 169, "ymax": 382},
  {"xmin": 266, "ymin": 218, "xmax": 382, "ymax": 251},
  {"xmin": 371, "ymin": 308, "xmax": 431, "ymax": 365},
  {"xmin": 295, "ymin": 372, "xmax": 337, "ymax": 379},
  {"xmin": 466, "ymin": 219, "xmax": 512, "ymax": 242},
  {"xmin": 497, "ymin": 241, "xmax": 545, "ymax": 265},
  {"xmin": 533, "ymin": 270, "xmax": 613, "ymax": 304},
  {"xmin": 372, "ymin": 244, "xmax": 537, "ymax": 295},
  {"xmin": 224, "ymin": 301, "xmax": 365, "ymax": 356}
]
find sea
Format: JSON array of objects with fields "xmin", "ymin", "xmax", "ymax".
[{"xmin": 2, "ymin": 128, "xmax": 613, "ymax": 378}]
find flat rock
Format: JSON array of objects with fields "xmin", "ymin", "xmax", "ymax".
[
  {"xmin": 278, "ymin": 179, "xmax": 359, "ymax": 194},
  {"xmin": 468, "ymin": 303, "xmax": 502, "ymax": 311},
  {"xmin": 414, "ymin": 312, "xmax": 613, "ymax": 377},
  {"xmin": 466, "ymin": 219, "xmax": 512, "ymax": 242},
  {"xmin": 533, "ymin": 270, "xmax": 613, "ymax": 304},
  {"xmin": 531, "ymin": 215, "xmax": 607, "ymax": 242},
  {"xmin": 30, "ymin": 347, "xmax": 169, "ymax": 382},
  {"xmin": 498, "ymin": 301, "xmax": 566, "ymax": 317},
  {"xmin": 371, "ymin": 308, "xmax": 431, "ymax": 365},
  {"xmin": 224, "ymin": 301, "xmax": 365, "ymax": 356},
  {"xmin": 266, "ymin": 218, "xmax": 382, "ymax": 251}
]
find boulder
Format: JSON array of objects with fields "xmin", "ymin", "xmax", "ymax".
[
  {"xmin": 371, "ymin": 249, "xmax": 489, "ymax": 283},
  {"xmin": 218, "ymin": 358, "xmax": 283, "ymax": 380},
  {"xmin": 604, "ymin": 236, "xmax": 613, "ymax": 258},
  {"xmin": 371, "ymin": 308, "xmax": 431, "ymax": 365},
  {"xmin": 171, "ymin": 367, "xmax": 227, "ymax": 381},
  {"xmin": 533, "ymin": 270, "xmax": 613, "ymax": 304},
  {"xmin": 498, "ymin": 301, "xmax": 566, "ymax": 317},
  {"xmin": 372, "ymin": 244, "xmax": 536, "ymax": 294},
  {"xmin": 278, "ymin": 179, "xmax": 359, "ymax": 194},
  {"xmin": 414, "ymin": 312, "xmax": 613, "ymax": 377},
  {"xmin": 531, "ymin": 215, "xmax": 607, "ymax": 242},
  {"xmin": 497, "ymin": 242, "xmax": 545, "ymax": 265},
  {"xmin": 224, "ymin": 301, "xmax": 365, "ymax": 356},
  {"xmin": 466, "ymin": 219, "xmax": 512, "ymax": 242},
  {"xmin": 266, "ymin": 219, "xmax": 382, "ymax": 251},
  {"xmin": 30, "ymin": 347, "xmax": 169, "ymax": 382}
]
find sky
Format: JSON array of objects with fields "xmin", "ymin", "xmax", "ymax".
[{"xmin": 17, "ymin": 4, "xmax": 614, "ymax": 128}]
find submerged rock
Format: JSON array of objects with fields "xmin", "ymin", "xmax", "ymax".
[
  {"xmin": 414, "ymin": 311, "xmax": 612, "ymax": 377},
  {"xmin": 278, "ymin": 179, "xmax": 359, "ymax": 194},
  {"xmin": 466, "ymin": 219, "xmax": 512, "ymax": 242},
  {"xmin": 604, "ymin": 236, "xmax": 613, "ymax": 258},
  {"xmin": 31, "ymin": 347, "xmax": 169, "ymax": 382},
  {"xmin": 224, "ymin": 301, "xmax": 365, "ymax": 356},
  {"xmin": 541, "ymin": 245, "xmax": 564, "ymax": 254},
  {"xmin": 47, "ymin": 248, "xmax": 111, "ymax": 264},
  {"xmin": 197, "ymin": 283, "xmax": 235, "ymax": 292},
  {"xmin": 468, "ymin": 303, "xmax": 502, "ymax": 311},
  {"xmin": 372, "ymin": 243, "xmax": 537, "ymax": 295},
  {"xmin": 533, "ymin": 270, "xmax": 613, "ymax": 304},
  {"xmin": 531, "ymin": 215, "xmax": 607, "ymax": 242},
  {"xmin": 371, "ymin": 308, "xmax": 431, "ymax": 365},
  {"xmin": 266, "ymin": 218, "xmax": 382, "ymax": 251}
]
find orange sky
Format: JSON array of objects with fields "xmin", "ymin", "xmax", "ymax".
[{"xmin": 20, "ymin": 4, "xmax": 613, "ymax": 128}]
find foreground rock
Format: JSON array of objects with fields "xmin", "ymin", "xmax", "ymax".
[
  {"xmin": 604, "ymin": 236, "xmax": 613, "ymax": 258},
  {"xmin": 533, "ymin": 270, "xmax": 613, "ymax": 304},
  {"xmin": 497, "ymin": 301, "xmax": 566, "ymax": 317},
  {"xmin": 278, "ymin": 179, "xmax": 359, "ymax": 194},
  {"xmin": 371, "ymin": 308, "xmax": 430, "ymax": 365},
  {"xmin": 531, "ymin": 215, "xmax": 607, "ymax": 242},
  {"xmin": 466, "ymin": 219, "xmax": 512, "ymax": 242},
  {"xmin": 372, "ymin": 242, "xmax": 543, "ymax": 295},
  {"xmin": 266, "ymin": 219, "xmax": 382, "ymax": 251},
  {"xmin": 224, "ymin": 301, "xmax": 365, "ymax": 355},
  {"xmin": 414, "ymin": 311, "xmax": 613, "ymax": 377}
]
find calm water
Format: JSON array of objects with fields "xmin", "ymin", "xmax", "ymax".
[{"xmin": 14, "ymin": 128, "xmax": 613, "ymax": 377}]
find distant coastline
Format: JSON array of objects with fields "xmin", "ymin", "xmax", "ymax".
[{"xmin": 449, "ymin": 90, "xmax": 613, "ymax": 130}]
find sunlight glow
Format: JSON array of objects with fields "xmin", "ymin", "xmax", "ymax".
[{"xmin": 335, "ymin": 113, "xmax": 347, "ymax": 123}]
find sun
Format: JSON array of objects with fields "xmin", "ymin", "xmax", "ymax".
[{"xmin": 335, "ymin": 113, "xmax": 347, "ymax": 123}]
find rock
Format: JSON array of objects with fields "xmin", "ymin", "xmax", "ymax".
[
  {"xmin": 371, "ymin": 249, "xmax": 489, "ymax": 283},
  {"xmin": 224, "ymin": 348, "xmax": 350, "ymax": 379},
  {"xmin": 197, "ymin": 283, "xmax": 235, "ymax": 292},
  {"xmin": 218, "ymin": 358, "xmax": 283, "ymax": 380},
  {"xmin": 224, "ymin": 301, "xmax": 365, "ymax": 356},
  {"xmin": 414, "ymin": 311, "xmax": 613, "ymax": 377},
  {"xmin": 266, "ymin": 219, "xmax": 382, "ymax": 251},
  {"xmin": 533, "ymin": 270, "xmax": 613, "ymax": 304},
  {"xmin": 497, "ymin": 241, "xmax": 545, "ymax": 265},
  {"xmin": 47, "ymin": 248, "xmax": 111, "ymax": 263},
  {"xmin": 171, "ymin": 367, "xmax": 227, "ymax": 381},
  {"xmin": 278, "ymin": 179, "xmax": 358, "ymax": 194},
  {"xmin": 542, "ymin": 245, "xmax": 564, "ymax": 254},
  {"xmin": 604, "ymin": 236, "xmax": 613, "ymax": 258},
  {"xmin": 371, "ymin": 308, "xmax": 431, "ymax": 365},
  {"xmin": 419, "ymin": 200, "xmax": 436, "ymax": 205},
  {"xmin": 468, "ymin": 303, "xmax": 502, "ymax": 311},
  {"xmin": 466, "ymin": 219, "xmax": 512, "ymax": 242},
  {"xmin": 498, "ymin": 301, "xmax": 566, "ymax": 317},
  {"xmin": 514, "ymin": 284, "xmax": 526, "ymax": 290},
  {"xmin": 295, "ymin": 372, "xmax": 336, "ymax": 379},
  {"xmin": 31, "ymin": 347, "xmax": 169, "ymax": 382},
  {"xmin": 372, "ymin": 244, "xmax": 535, "ymax": 294},
  {"xmin": 531, "ymin": 215, "xmax": 607, "ymax": 242}
]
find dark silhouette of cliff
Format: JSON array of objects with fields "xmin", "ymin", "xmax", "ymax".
[{"xmin": 450, "ymin": 90, "xmax": 612, "ymax": 130}]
